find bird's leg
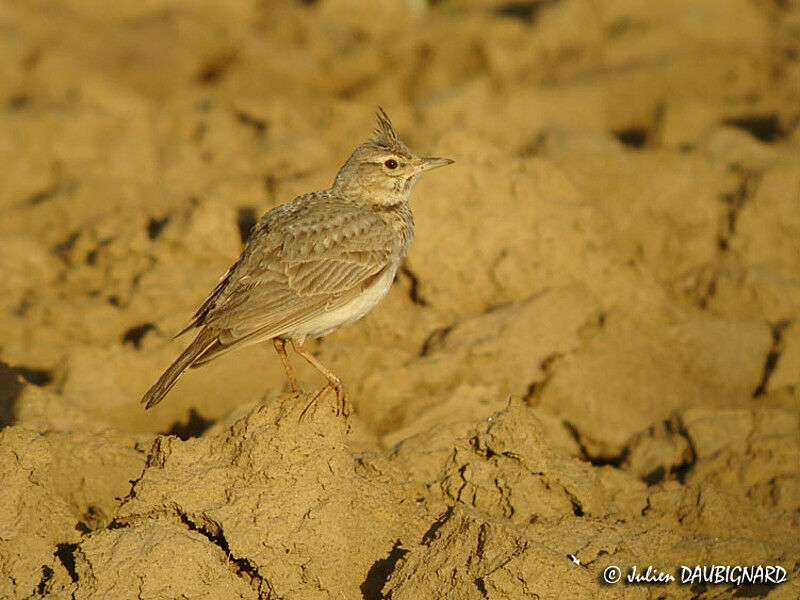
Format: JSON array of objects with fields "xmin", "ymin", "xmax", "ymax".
[
  {"xmin": 272, "ymin": 337, "xmax": 299, "ymax": 394},
  {"xmin": 290, "ymin": 339, "xmax": 347, "ymax": 417}
]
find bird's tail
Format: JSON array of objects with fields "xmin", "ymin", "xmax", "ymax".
[{"xmin": 141, "ymin": 328, "xmax": 218, "ymax": 409}]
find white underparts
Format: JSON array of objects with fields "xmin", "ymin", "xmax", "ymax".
[{"xmin": 287, "ymin": 264, "xmax": 399, "ymax": 339}]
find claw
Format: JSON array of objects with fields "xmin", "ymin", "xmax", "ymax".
[{"xmin": 299, "ymin": 385, "xmax": 332, "ymax": 421}]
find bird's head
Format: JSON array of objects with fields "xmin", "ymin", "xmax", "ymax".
[{"xmin": 332, "ymin": 108, "xmax": 453, "ymax": 206}]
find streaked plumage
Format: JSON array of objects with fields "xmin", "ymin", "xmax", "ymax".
[{"xmin": 142, "ymin": 108, "xmax": 453, "ymax": 413}]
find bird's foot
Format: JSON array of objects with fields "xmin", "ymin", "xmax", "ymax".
[
  {"xmin": 298, "ymin": 382, "xmax": 348, "ymax": 421},
  {"xmin": 276, "ymin": 388, "xmax": 302, "ymax": 404}
]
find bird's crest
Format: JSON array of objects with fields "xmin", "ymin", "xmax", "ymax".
[{"xmin": 372, "ymin": 107, "xmax": 412, "ymax": 156}]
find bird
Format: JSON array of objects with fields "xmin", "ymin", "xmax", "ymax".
[{"xmin": 141, "ymin": 108, "xmax": 453, "ymax": 416}]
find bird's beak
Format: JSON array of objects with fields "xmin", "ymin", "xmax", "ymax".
[{"xmin": 416, "ymin": 156, "xmax": 455, "ymax": 174}]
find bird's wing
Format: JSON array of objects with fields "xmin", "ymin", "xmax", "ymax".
[{"xmin": 195, "ymin": 200, "xmax": 397, "ymax": 345}]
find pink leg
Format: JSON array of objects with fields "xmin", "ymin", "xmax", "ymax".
[{"xmin": 290, "ymin": 339, "xmax": 347, "ymax": 417}]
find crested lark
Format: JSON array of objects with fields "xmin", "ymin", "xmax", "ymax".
[{"xmin": 141, "ymin": 108, "xmax": 453, "ymax": 415}]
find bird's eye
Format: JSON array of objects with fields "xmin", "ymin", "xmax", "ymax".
[{"xmin": 384, "ymin": 159, "xmax": 398, "ymax": 169}]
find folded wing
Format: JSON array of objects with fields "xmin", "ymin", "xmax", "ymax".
[{"xmin": 189, "ymin": 198, "xmax": 396, "ymax": 364}]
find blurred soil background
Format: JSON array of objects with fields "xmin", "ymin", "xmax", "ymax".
[{"xmin": 0, "ymin": 0, "xmax": 798, "ymax": 598}]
